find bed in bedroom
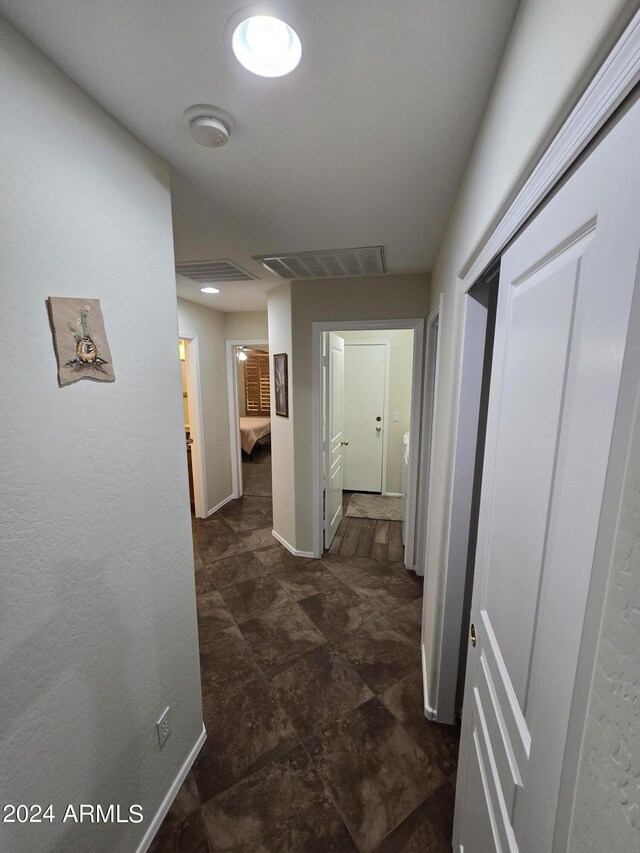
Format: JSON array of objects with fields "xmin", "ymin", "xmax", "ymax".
[{"xmin": 239, "ymin": 416, "xmax": 271, "ymax": 456}]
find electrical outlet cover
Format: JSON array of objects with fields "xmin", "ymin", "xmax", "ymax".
[{"xmin": 156, "ymin": 707, "xmax": 171, "ymax": 749}]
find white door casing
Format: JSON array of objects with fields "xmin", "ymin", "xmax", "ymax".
[
  {"xmin": 178, "ymin": 333, "xmax": 207, "ymax": 518},
  {"xmin": 324, "ymin": 332, "xmax": 345, "ymax": 548},
  {"xmin": 453, "ymin": 98, "xmax": 640, "ymax": 853},
  {"xmin": 343, "ymin": 343, "xmax": 387, "ymax": 492},
  {"xmin": 225, "ymin": 338, "xmax": 269, "ymax": 499}
]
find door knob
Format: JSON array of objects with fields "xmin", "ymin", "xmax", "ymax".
[
  {"xmin": 376, "ymin": 426, "xmax": 382, "ymax": 432},
  {"xmin": 470, "ymin": 623, "xmax": 477, "ymax": 647},
  {"xmin": 341, "ymin": 440, "xmax": 349, "ymax": 446}
]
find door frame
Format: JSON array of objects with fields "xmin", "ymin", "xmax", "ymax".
[
  {"xmin": 225, "ymin": 338, "xmax": 270, "ymax": 499},
  {"xmin": 312, "ymin": 318, "xmax": 425, "ymax": 570},
  {"xmin": 341, "ymin": 339, "xmax": 391, "ymax": 495},
  {"xmin": 416, "ymin": 297, "xmax": 442, "ymax": 585},
  {"xmin": 178, "ymin": 332, "xmax": 207, "ymax": 519}
]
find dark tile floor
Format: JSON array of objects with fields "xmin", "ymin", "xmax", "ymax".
[{"xmin": 149, "ymin": 494, "xmax": 460, "ymax": 853}]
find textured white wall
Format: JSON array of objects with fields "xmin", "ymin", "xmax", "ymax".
[
  {"xmin": 223, "ymin": 311, "xmax": 268, "ymax": 341},
  {"xmin": 0, "ymin": 19, "xmax": 203, "ymax": 853},
  {"xmin": 568, "ymin": 392, "xmax": 640, "ymax": 851},
  {"xmin": 267, "ymin": 284, "xmax": 296, "ymax": 550},
  {"xmin": 422, "ymin": 0, "xmax": 637, "ymax": 711},
  {"xmin": 177, "ymin": 295, "xmax": 233, "ymax": 514},
  {"xmin": 339, "ymin": 329, "xmax": 414, "ymax": 495}
]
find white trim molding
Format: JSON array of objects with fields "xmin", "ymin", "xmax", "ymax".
[
  {"xmin": 207, "ymin": 493, "xmax": 234, "ymax": 517},
  {"xmin": 422, "ymin": 646, "xmax": 437, "ymax": 721},
  {"xmin": 225, "ymin": 338, "xmax": 270, "ymax": 499},
  {"xmin": 460, "ymin": 8, "xmax": 640, "ymax": 290},
  {"xmin": 136, "ymin": 724, "xmax": 206, "ymax": 853},
  {"xmin": 178, "ymin": 332, "xmax": 208, "ymax": 519},
  {"xmin": 271, "ymin": 529, "xmax": 315, "ymax": 559}
]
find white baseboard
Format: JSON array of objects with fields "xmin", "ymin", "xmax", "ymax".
[
  {"xmin": 271, "ymin": 529, "xmax": 315, "ymax": 559},
  {"xmin": 384, "ymin": 491, "xmax": 402, "ymax": 497},
  {"xmin": 136, "ymin": 724, "xmax": 207, "ymax": 853},
  {"xmin": 421, "ymin": 646, "xmax": 437, "ymax": 721},
  {"xmin": 206, "ymin": 494, "xmax": 234, "ymax": 517}
]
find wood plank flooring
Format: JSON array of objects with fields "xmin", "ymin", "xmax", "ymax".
[{"xmin": 328, "ymin": 492, "xmax": 404, "ymax": 562}]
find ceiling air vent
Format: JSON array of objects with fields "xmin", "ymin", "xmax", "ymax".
[
  {"xmin": 175, "ymin": 259, "xmax": 256, "ymax": 282},
  {"xmin": 253, "ymin": 246, "xmax": 386, "ymax": 279}
]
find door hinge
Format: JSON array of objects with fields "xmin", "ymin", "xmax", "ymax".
[
  {"xmin": 322, "ymin": 489, "xmax": 326, "ymax": 524},
  {"xmin": 322, "ymin": 355, "xmax": 328, "ymax": 367}
]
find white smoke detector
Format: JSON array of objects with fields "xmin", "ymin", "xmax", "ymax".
[
  {"xmin": 189, "ymin": 116, "xmax": 229, "ymax": 147},
  {"xmin": 183, "ymin": 105, "xmax": 234, "ymax": 148}
]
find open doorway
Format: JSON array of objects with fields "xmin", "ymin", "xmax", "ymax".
[
  {"xmin": 314, "ymin": 320, "xmax": 425, "ymax": 571},
  {"xmin": 177, "ymin": 335, "xmax": 207, "ymax": 518},
  {"xmin": 226, "ymin": 338, "xmax": 271, "ymax": 499}
]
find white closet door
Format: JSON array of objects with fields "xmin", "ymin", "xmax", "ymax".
[{"xmin": 454, "ymin": 98, "xmax": 640, "ymax": 853}]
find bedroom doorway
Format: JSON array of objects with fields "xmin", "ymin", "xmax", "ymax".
[{"xmin": 226, "ymin": 338, "xmax": 271, "ymax": 499}]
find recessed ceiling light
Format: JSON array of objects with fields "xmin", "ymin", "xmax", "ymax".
[
  {"xmin": 231, "ymin": 14, "xmax": 302, "ymax": 77},
  {"xmin": 201, "ymin": 286, "xmax": 220, "ymax": 294}
]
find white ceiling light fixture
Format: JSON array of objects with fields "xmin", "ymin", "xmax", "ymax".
[
  {"xmin": 230, "ymin": 10, "xmax": 302, "ymax": 78},
  {"xmin": 200, "ymin": 285, "xmax": 220, "ymax": 293}
]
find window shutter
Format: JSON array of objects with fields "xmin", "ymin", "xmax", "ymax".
[{"xmin": 244, "ymin": 354, "xmax": 270, "ymax": 415}]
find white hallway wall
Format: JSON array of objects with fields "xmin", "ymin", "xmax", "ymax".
[
  {"xmin": 0, "ymin": 18, "xmax": 203, "ymax": 853},
  {"xmin": 267, "ymin": 284, "xmax": 296, "ymax": 551},
  {"xmin": 177, "ymin": 293, "xmax": 231, "ymax": 514},
  {"xmin": 418, "ymin": 0, "xmax": 639, "ymax": 847},
  {"xmin": 569, "ymin": 385, "xmax": 640, "ymax": 850}
]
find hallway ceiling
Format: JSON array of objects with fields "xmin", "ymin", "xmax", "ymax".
[{"xmin": 0, "ymin": 0, "xmax": 520, "ymax": 311}]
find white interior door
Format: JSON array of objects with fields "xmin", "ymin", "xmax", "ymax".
[
  {"xmin": 343, "ymin": 343, "xmax": 386, "ymax": 492},
  {"xmin": 324, "ymin": 332, "xmax": 345, "ymax": 549},
  {"xmin": 453, "ymin": 99, "xmax": 640, "ymax": 853}
]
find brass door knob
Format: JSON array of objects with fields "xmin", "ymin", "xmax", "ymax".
[{"xmin": 470, "ymin": 623, "xmax": 477, "ymax": 647}]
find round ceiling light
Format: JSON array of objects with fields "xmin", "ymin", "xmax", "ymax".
[
  {"xmin": 231, "ymin": 14, "xmax": 302, "ymax": 77},
  {"xmin": 201, "ymin": 286, "xmax": 220, "ymax": 294}
]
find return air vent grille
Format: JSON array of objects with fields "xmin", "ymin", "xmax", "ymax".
[
  {"xmin": 175, "ymin": 259, "xmax": 256, "ymax": 282},
  {"xmin": 254, "ymin": 246, "xmax": 386, "ymax": 279}
]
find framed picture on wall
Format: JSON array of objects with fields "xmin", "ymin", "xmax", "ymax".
[{"xmin": 274, "ymin": 353, "xmax": 289, "ymax": 417}]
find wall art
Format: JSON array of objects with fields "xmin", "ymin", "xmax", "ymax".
[
  {"xmin": 47, "ymin": 297, "xmax": 115, "ymax": 387},
  {"xmin": 273, "ymin": 352, "xmax": 288, "ymax": 417}
]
